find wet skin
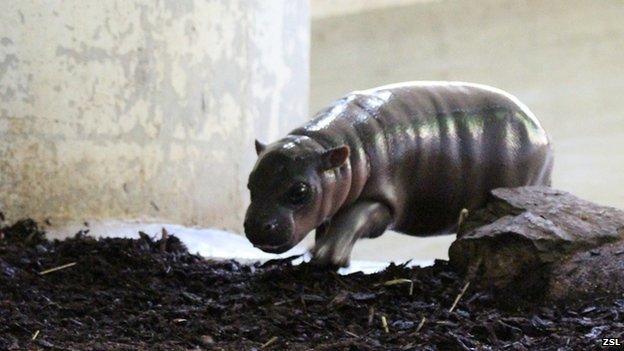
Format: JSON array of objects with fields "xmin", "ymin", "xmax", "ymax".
[{"xmin": 244, "ymin": 81, "xmax": 553, "ymax": 266}]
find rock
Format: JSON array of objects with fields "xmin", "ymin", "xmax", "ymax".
[
  {"xmin": 549, "ymin": 240, "xmax": 624, "ymax": 300},
  {"xmin": 449, "ymin": 186, "xmax": 624, "ymax": 300}
]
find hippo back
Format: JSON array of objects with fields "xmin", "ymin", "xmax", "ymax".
[{"xmin": 292, "ymin": 81, "xmax": 553, "ymax": 236}]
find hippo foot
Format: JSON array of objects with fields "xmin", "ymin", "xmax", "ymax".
[{"xmin": 310, "ymin": 244, "xmax": 351, "ymax": 268}]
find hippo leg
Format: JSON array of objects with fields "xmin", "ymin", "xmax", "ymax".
[{"xmin": 312, "ymin": 201, "xmax": 392, "ymax": 267}]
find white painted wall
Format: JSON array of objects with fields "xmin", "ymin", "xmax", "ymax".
[
  {"xmin": 312, "ymin": 0, "xmax": 624, "ymax": 210},
  {"xmin": 0, "ymin": 0, "xmax": 309, "ymax": 231}
]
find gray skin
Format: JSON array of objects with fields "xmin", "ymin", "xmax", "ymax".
[{"xmin": 244, "ymin": 81, "xmax": 553, "ymax": 267}]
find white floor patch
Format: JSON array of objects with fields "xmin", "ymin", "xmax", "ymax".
[{"xmin": 46, "ymin": 220, "xmax": 434, "ymax": 274}]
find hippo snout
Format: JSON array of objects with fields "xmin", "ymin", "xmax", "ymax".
[{"xmin": 244, "ymin": 211, "xmax": 293, "ymax": 253}]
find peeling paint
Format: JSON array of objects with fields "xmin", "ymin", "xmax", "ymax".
[{"xmin": 0, "ymin": 1, "xmax": 310, "ymax": 231}]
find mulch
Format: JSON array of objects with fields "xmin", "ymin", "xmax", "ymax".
[{"xmin": 0, "ymin": 219, "xmax": 622, "ymax": 350}]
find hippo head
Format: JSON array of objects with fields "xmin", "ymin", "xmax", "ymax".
[{"xmin": 244, "ymin": 137, "xmax": 349, "ymax": 253}]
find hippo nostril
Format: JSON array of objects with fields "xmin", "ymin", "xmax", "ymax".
[{"xmin": 263, "ymin": 223, "xmax": 277, "ymax": 232}]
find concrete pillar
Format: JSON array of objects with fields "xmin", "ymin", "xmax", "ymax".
[{"xmin": 0, "ymin": 0, "xmax": 309, "ymax": 231}]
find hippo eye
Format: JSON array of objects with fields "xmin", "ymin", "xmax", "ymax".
[{"xmin": 286, "ymin": 182, "xmax": 311, "ymax": 205}]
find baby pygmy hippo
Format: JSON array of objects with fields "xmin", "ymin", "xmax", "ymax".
[{"xmin": 244, "ymin": 81, "xmax": 553, "ymax": 266}]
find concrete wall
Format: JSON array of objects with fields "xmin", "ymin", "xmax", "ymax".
[
  {"xmin": 311, "ymin": 0, "xmax": 624, "ymax": 209},
  {"xmin": 0, "ymin": 0, "xmax": 309, "ymax": 231}
]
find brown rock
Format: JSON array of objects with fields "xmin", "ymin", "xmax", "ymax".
[
  {"xmin": 549, "ymin": 240, "xmax": 624, "ymax": 300},
  {"xmin": 449, "ymin": 186, "xmax": 624, "ymax": 300}
]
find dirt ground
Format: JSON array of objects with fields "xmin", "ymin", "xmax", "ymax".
[{"xmin": 1, "ymin": 219, "xmax": 622, "ymax": 350}]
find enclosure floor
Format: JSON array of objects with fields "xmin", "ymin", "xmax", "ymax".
[
  {"xmin": 45, "ymin": 220, "xmax": 439, "ymax": 274},
  {"xmin": 1, "ymin": 220, "xmax": 621, "ymax": 350}
]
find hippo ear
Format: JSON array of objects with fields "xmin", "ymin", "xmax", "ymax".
[
  {"xmin": 320, "ymin": 145, "xmax": 350, "ymax": 170},
  {"xmin": 254, "ymin": 139, "xmax": 267, "ymax": 155}
]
